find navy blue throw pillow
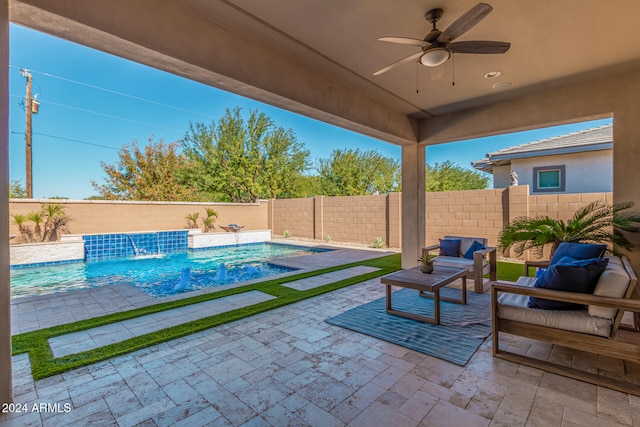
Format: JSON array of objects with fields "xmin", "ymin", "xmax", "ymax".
[
  {"xmin": 527, "ymin": 256, "xmax": 609, "ymax": 310},
  {"xmin": 439, "ymin": 239, "xmax": 461, "ymax": 257},
  {"xmin": 463, "ymin": 241, "xmax": 485, "ymax": 260},
  {"xmin": 549, "ymin": 242, "xmax": 607, "ymax": 266}
]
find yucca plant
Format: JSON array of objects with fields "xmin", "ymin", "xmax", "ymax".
[
  {"xmin": 372, "ymin": 236, "xmax": 385, "ymax": 248},
  {"xmin": 498, "ymin": 200, "xmax": 640, "ymax": 258}
]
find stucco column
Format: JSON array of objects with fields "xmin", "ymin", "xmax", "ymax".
[
  {"xmin": 0, "ymin": 0, "xmax": 12, "ymax": 405},
  {"xmin": 401, "ymin": 144, "xmax": 426, "ymax": 269}
]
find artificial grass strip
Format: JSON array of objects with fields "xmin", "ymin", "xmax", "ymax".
[{"xmin": 13, "ymin": 253, "xmax": 401, "ymax": 380}]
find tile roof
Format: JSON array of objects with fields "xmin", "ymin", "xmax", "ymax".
[{"xmin": 472, "ymin": 124, "xmax": 612, "ymax": 170}]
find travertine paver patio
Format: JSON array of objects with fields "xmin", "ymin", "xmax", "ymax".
[
  {"xmin": 3, "ymin": 277, "xmax": 640, "ymax": 426},
  {"xmin": 5, "ymin": 244, "xmax": 640, "ymax": 426}
]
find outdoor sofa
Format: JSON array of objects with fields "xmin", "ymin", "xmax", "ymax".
[
  {"xmin": 422, "ymin": 235, "xmax": 496, "ymax": 293},
  {"xmin": 491, "ymin": 244, "xmax": 640, "ymax": 395}
]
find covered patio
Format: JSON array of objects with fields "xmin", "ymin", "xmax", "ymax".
[{"xmin": 2, "ymin": 0, "xmax": 640, "ymax": 423}]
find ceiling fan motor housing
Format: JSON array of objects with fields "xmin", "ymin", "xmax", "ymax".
[{"xmin": 424, "ymin": 8, "xmax": 444, "ymax": 24}]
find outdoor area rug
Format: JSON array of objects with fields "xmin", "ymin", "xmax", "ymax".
[{"xmin": 325, "ymin": 287, "xmax": 492, "ymax": 366}]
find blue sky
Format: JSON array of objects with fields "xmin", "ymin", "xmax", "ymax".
[{"xmin": 9, "ymin": 24, "xmax": 611, "ymax": 200}]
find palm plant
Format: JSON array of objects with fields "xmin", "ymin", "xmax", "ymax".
[
  {"xmin": 47, "ymin": 212, "xmax": 71, "ymax": 241},
  {"xmin": 28, "ymin": 211, "xmax": 44, "ymax": 241},
  {"xmin": 186, "ymin": 212, "xmax": 199, "ymax": 229},
  {"xmin": 42, "ymin": 203, "xmax": 67, "ymax": 241},
  {"xmin": 202, "ymin": 208, "xmax": 218, "ymax": 232},
  {"xmin": 12, "ymin": 214, "xmax": 34, "ymax": 242},
  {"xmin": 498, "ymin": 200, "xmax": 640, "ymax": 258}
]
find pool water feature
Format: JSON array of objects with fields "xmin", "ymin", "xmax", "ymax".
[{"xmin": 11, "ymin": 243, "xmax": 325, "ymax": 298}]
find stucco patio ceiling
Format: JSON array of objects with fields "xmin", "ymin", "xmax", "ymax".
[{"xmin": 9, "ymin": 0, "xmax": 640, "ymax": 146}]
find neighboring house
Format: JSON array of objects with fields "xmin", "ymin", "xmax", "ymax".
[{"xmin": 471, "ymin": 124, "xmax": 612, "ymax": 194}]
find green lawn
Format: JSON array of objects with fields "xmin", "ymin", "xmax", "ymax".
[{"xmin": 496, "ymin": 260, "xmax": 530, "ymax": 282}]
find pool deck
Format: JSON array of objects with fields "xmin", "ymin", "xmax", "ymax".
[{"xmin": 4, "ymin": 243, "xmax": 639, "ymax": 426}]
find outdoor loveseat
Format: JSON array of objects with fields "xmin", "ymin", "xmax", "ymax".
[
  {"xmin": 492, "ymin": 248, "xmax": 640, "ymax": 395},
  {"xmin": 422, "ymin": 235, "xmax": 496, "ymax": 293}
]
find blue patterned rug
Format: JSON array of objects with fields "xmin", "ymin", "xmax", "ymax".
[{"xmin": 325, "ymin": 287, "xmax": 492, "ymax": 366}]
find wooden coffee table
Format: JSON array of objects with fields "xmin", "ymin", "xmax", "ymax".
[{"xmin": 380, "ymin": 266, "xmax": 468, "ymax": 325}]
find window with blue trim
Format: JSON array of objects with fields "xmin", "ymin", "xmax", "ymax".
[{"xmin": 533, "ymin": 165, "xmax": 565, "ymax": 192}]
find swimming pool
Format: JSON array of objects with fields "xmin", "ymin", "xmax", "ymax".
[{"xmin": 10, "ymin": 243, "xmax": 325, "ymax": 298}]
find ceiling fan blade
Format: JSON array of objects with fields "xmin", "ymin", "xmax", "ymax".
[
  {"xmin": 437, "ymin": 3, "xmax": 493, "ymax": 44},
  {"xmin": 373, "ymin": 51, "xmax": 424, "ymax": 75},
  {"xmin": 448, "ymin": 41, "xmax": 510, "ymax": 54},
  {"xmin": 378, "ymin": 37, "xmax": 428, "ymax": 47}
]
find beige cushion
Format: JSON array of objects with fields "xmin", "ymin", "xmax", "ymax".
[
  {"xmin": 432, "ymin": 256, "xmax": 475, "ymax": 272},
  {"xmin": 588, "ymin": 256, "xmax": 631, "ymax": 320},
  {"xmin": 444, "ymin": 236, "xmax": 487, "ymax": 257},
  {"xmin": 498, "ymin": 277, "xmax": 612, "ymax": 337}
]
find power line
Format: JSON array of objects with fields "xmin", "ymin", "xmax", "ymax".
[
  {"xmin": 11, "ymin": 94, "xmax": 183, "ymax": 133},
  {"xmin": 33, "ymin": 98, "xmax": 184, "ymax": 133},
  {"xmin": 11, "ymin": 131, "xmax": 120, "ymax": 151},
  {"xmin": 9, "ymin": 65, "xmax": 213, "ymax": 118}
]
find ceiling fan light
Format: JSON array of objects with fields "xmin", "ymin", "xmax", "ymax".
[{"xmin": 420, "ymin": 48, "xmax": 450, "ymax": 67}]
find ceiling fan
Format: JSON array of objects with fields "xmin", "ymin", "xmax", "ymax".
[{"xmin": 374, "ymin": 3, "xmax": 510, "ymax": 75}]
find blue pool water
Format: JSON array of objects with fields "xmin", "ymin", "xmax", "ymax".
[{"xmin": 11, "ymin": 243, "xmax": 323, "ymax": 298}]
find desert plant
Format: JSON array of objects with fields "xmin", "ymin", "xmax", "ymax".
[
  {"xmin": 47, "ymin": 214, "xmax": 71, "ymax": 241},
  {"xmin": 283, "ymin": 230, "xmax": 291, "ymax": 238},
  {"xmin": 28, "ymin": 211, "xmax": 44, "ymax": 240},
  {"xmin": 12, "ymin": 214, "xmax": 34, "ymax": 242},
  {"xmin": 41, "ymin": 203, "xmax": 67, "ymax": 241},
  {"xmin": 498, "ymin": 200, "xmax": 640, "ymax": 258},
  {"xmin": 417, "ymin": 253, "xmax": 437, "ymax": 264},
  {"xmin": 325, "ymin": 235, "xmax": 332, "ymax": 243},
  {"xmin": 186, "ymin": 212, "xmax": 200, "ymax": 229},
  {"xmin": 202, "ymin": 208, "xmax": 218, "ymax": 232},
  {"xmin": 12, "ymin": 203, "xmax": 71, "ymax": 242},
  {"xmin": 417, "ymin": 252, "xmax": 436, "ymax": 273},
  {"xmin": 372, "ymin": 236, "xmax": 385, "ymax": 248}
]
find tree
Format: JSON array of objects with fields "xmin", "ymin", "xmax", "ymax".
[
  {"xmin": 498, "ymin": 200, "xmax": 640, "ymax": 258},
  {"xmin": 425, "ymin": 160, "xmax": 490, "ymax": 191},
  {"xmin": 290, "ymin": 174, "xmax": 323, "ymax": 198},
  {"xmin": 182, "ymin": 108, "xmax": 310, "ymax": 203},
  {"xmin": 9, "ymin": 179, "xmax": 26, "ymax": 198},
  {"xmin": 92, "ymin": 138, "xmax": 202, "ymax": 201},
  {"xmin": 315, "ymin": 148, "xmax": 400, "ymax": 196}
]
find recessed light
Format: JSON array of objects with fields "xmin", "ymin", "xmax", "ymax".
[
  {"xmin": 484, "ymin": 71, "xmax": 501, "ymax": 79},
  {"xmin": 492, "ymin": 80, "xmax": 515, "ymax": 89}
]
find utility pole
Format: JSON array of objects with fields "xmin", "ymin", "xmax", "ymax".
[{"xmin": 21, "ymin": 69, "xmax": 33, "ymax": 198}]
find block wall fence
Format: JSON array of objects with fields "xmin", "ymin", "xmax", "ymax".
[
  {"xmin": 8, "ymin": 199, "xmax": 269, "ymax": 236},
  {"xmin": 9, "ymin": 186, "xmax": 612, "ymax": 260},
  {"xmin": 269, "ymin": 185, "xmax": 613, "ymax": 259}
]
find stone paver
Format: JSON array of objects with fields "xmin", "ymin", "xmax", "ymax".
[
  {"xmin": 48, "ymin": 290, "xmax": 277, "ymax": 357},
  {"xmin": 281, "ymin": 266, "xmax": 380, "ymax": 291},
  {"xmin": 4, "ymin": 246, "xmax": 637, "ymax": 426}
]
